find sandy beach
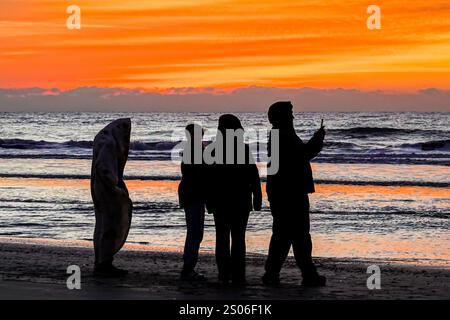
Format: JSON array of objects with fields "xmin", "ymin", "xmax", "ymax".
[
  {"xmin": 0, "ymin": 237, "xmax": 448, "ymax": 300},
  {"xmin": 1, "ymin": 0, "xmax": 450, "ymax": 309}
]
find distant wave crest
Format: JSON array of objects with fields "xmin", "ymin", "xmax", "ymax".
[
  {"xmin": 0, "ymin": 138, "xmax": 179, "ymax": 151},
  {"xmin": 399, "ymin": 139, "xmax": 450, "ymax": 151},
  {"xmin": 330, "ymin": 127, "xmax": 446, "ymax": 136},
  {"xmin": 2, "ymin": 136, "xmax": 449, "ymax": 152},
  {"xmin": 1, "ymin": 134, "xmax": 449, "ymax": 166}
]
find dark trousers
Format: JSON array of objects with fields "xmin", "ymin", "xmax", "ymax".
[
  {"xmin": 264, "ymin": 195, "xmax": 317, "ymax": 278},
  {"xmin": 213, "ymin": 211, "xmax": 249, "ymax": 282},
  {"xmin": 182, "ymin": 202, "xmax": 205, "ymax": 272}
]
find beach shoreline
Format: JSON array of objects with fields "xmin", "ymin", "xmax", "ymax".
[{"xmin": 0, "ymin": 237, "xmax": 448, "ymax": 300}]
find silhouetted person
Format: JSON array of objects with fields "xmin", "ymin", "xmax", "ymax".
[
  {"xmin": 262, "ymin": 101, "xmax": 326, "ymax": 287},
  {"xmin": 206, "ymin": 114, "xmax": 262, "ymax": 286},
  {"xmin": 179, "ymin": 124, "xmax": 207, "ymax": 281},
  {"xmin": 92, "ymin": 118, "xmax": 132, "ymax": 277}
]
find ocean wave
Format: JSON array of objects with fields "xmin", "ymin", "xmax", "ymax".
[
  {"xmin": 0, "ymin": 139, "xmax": 94, "ymax": 150},
  {"xmin": 1, "ymin": 136, "xmax": 450, "ymax": 167},
  {"xmin": 0, "ymin": 173, "xmax": 181, "ymax": 180},
  {"xmin": 0, "ymin": 138, "xmax": 180, "ymax": 151},
  {"xmin": 316, "ymin": 153, "xmax": 450, "ymax": 166},
  {"xmin": 130, "ymin": 141, "xmax": 179, "ymax": 151},
  {"xmin": 330, "ymin": 127, "xmax": 446, "ymax": 136},
  {"xmin": 0, "ymin": 172, "xmax": 448, "ymax": 188},
  {"xmin": 310, "ymin": 210, "xmax": 449, "ymax": 218},
  {"xmin": 324, "ymin": 141, "xmax": 358, "ymax": 149},
  {"xmin": 0, "ymin": 153, "xmax": 449, "ymax": 166},
  {"xmin": 2, "ymin": 135, "xmax": 450, "ymax": 153},
  {"xmin": 399, "ymin": 139, "xmax": 450, "ymax": 151},
  {"xmin": 0, "ymin": 154, "xmax": 173, "ymax": 161},
  {"xmin": 315, "ymin": 179, "xmax": 450, "ymax": 188}
]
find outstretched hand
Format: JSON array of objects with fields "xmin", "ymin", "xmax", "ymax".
[
  {"xmin": 316, "ymin": 125, "xmax": 326, "ymax": 141},
  {"xmin": 315, "ymin": 119, "xmax": 326, "ymax": 140}
]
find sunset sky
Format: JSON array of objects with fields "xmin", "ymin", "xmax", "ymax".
[{"xmin": 1, "ymin": 0, "xmax": 450, "ymax": 92}]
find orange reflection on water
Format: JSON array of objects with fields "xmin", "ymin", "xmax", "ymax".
[
  {"xmin": 315, "ymin": 184, "xmax": 450, "ymax": 199},
  {"xmin": 0, "ymin": 177, "xmax": 180, "ymax": 192},
  {"xmin": 1, "ymin": 178, "xmax": 448, "ymax": 201},
  {"xmin": 0, "ymin": 178, "xmax": 90, "ymax": 188}
]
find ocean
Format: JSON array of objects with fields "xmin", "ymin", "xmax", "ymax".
[{"xmin": 0, "ymin": 112, "xmax": 449, "ymax": 266}]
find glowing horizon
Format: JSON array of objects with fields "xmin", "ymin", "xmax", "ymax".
[{"xmin": 1, "ymin": 0, "xmax": 450, "ymax": 92}]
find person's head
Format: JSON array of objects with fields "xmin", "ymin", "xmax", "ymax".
[
  {"xmin": 98, "ymin": 118, "xmax": 131, "ymax": 168},
  {"xmin": 268, "ymin": 101, "xmax": 294, "ymax": 128},
  {"xmin": 218, "ymin": 114, "xmax": 244, "ymax": 134},
  {"xmin": 108, "ymin": 118, "xmax": 131, "ymax": 153},
  {"xmin": 217, "ymin": 114, "xmax": 247, "ymax": 163},
  {"xmin": 185, "ymin": 123, "xmax": 204, "ymax": 141}
]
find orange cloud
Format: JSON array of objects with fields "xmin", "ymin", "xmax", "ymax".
[{"xmin": 1, "ymin": 0, "xmax": 450, "ymax": 90}]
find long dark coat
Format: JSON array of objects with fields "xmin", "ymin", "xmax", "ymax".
[{"xmin": 91, "ymin": 118, "xmax": 132, "ymax": 265}]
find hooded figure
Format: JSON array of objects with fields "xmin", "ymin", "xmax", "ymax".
[{"xmin": 91, "ymin": 118, "xmax": 132, "ymax": 277}]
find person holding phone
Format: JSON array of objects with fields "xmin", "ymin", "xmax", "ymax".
[{"xmin": 263, "ymin": 101, "xmax": 326, "ymax": 287}]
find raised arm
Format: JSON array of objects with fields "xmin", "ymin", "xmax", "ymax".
[{"xmin": 304, "ymin": 128, "xmax": 325, "ymax": 160}]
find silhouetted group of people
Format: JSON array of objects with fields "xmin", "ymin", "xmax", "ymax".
[
  {"xmin": 91, "ymin": 101, "xmax": 327, "ymax": 287},
  {"xmin": 178, "ymin": 101, "xmax": 326, "ymax": 287},
  {"xmin": 179, "ymin": 115, "xmax": 262, "ymax": 285}
]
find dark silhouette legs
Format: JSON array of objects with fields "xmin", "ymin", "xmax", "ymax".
[
  {"xmin": 214, "ymin": 211, "xmax": 249, "ymax": 284},
  {"xmin": 214, "ymin": 215, "xmax": 231, "ymax": 282},
  {"xmin": 181, "ymin": 203, "xmax": 206, "ymax": 281},
  {"xmin": 182, "ymin": 203, "xmax": 205, "ymax": 273},
  {"xmin": 264, "ymin": 215, "xmax": 295, "ymax": 277},
  {"xmin": 264, "ymin": 195, "xmax": 322, "ymax": 285},
  {"xmin": 93, "ymin": 215, "xmax": 128, "ymax": 277}
]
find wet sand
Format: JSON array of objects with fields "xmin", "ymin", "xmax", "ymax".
[{"xmin": 0, "ymin": 238, "xmax": 449, "ymax": 300}]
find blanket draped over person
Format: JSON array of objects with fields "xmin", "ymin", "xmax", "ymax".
[{"xmin": 91, "ymin": 118, "xmax": 132, "ymax": 267}]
